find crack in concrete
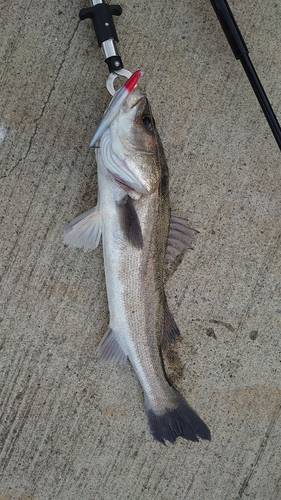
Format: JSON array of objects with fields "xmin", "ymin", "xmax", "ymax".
[
  {"xmin": 235, "ymin": 403, "xmax": 281, "ymax": 499},
  {"xmin": 3, "ymin": 20, "xmax": 80, "ymax": 180},
  {"xmin": 236, "ymin": 233, "xmax": 281, "ymax": 335}
]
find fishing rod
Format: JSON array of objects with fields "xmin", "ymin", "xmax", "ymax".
[{"xmin": 209, "ymin": 0, "xmax": 281, "ymax": 152}]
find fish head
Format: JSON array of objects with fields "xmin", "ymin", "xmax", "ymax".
[
  {"xmin": 118, "ymin": 90, "xmax": 158, "ymax": 153},
  {"xmin": 107, "ymin": 89, "xmax": 163, "ymax": 194}
]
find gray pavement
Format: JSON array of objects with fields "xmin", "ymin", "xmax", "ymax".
[{"xmin": 0, "ymin": 1, "xmax": 281, "ymax": 499}]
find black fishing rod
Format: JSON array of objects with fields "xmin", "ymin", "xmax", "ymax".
[{"xmin": 209, "ymin": 0, "xmax": 281, "ymax": 152}]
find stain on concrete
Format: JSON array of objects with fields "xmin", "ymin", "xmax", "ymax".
[
  {"xmin": 0, "ymin": 493, "xmax": 35, "ymax": 500},
  {"xmin": 249, "ymin": 330, "xmax": 258, "ymax": 340},
  {"xmin": 206, "ymin": 327, "xmax": 217, "ymax": 340},
  {"xmin": 209, "ymin": 319, "xmax": 235, "ymax": 332},
  {"xmin": 163, "ymin": 338, "xmax": 185, "ymax": 385}
]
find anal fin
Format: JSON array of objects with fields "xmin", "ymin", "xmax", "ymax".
[
  {"xmin": 97, "ymin": 327, "xmax": 127, "ymax": 365},
  {"xmin": 63, "ymin": 205, "xmax": 102, "ymax": 252}
]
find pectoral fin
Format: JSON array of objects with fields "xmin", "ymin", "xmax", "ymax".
[
  {"xmin": 116, "ymin": 195, "xmax": 143, "ymax": 249},
  {"xmin": 97, "ymin": 327, "xmax": 127, "ymax": 364},
  {"xmin": 165, "ymin": 215, "xmax": 198, "ymax": 262},
  {"xmin": 63, "ymin": 205, "xmax": 102, "ymax": 252}
]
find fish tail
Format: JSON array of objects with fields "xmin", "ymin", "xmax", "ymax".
[{"xmin": 145, "ymin": 387, "xmax": 211, "ymax": 445}]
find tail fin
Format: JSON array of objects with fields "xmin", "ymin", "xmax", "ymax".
[{"xmin": 145, "ymin": 387, "xmax": 211, "ymax": 445}]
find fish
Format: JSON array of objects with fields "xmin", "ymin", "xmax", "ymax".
[{"xmin": 63, "ymin": 89, "xmax": 211, "ymax": 444}]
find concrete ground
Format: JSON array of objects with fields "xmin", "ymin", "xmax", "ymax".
[{"xmin": 1, "ymin": 0, "xmax": 280, "ymax": 498}]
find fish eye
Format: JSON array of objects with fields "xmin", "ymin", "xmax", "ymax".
[{"xmin": 142, "ymin": 115, "xmax": 155, "ymax": 131}]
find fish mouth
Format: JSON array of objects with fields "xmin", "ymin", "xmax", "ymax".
[{"xmin": 111, "ymin": 171, "xmax": 149, "ymax": 194}]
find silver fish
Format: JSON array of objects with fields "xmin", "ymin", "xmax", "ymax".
[{"xmin": 63, "ymin": 89, "xmax": 210, "ymax": 444}]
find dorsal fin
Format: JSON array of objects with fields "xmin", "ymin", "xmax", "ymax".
[{"xmin": 165, "ymin": 215, "xmax": 198, "ymax": 262}]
